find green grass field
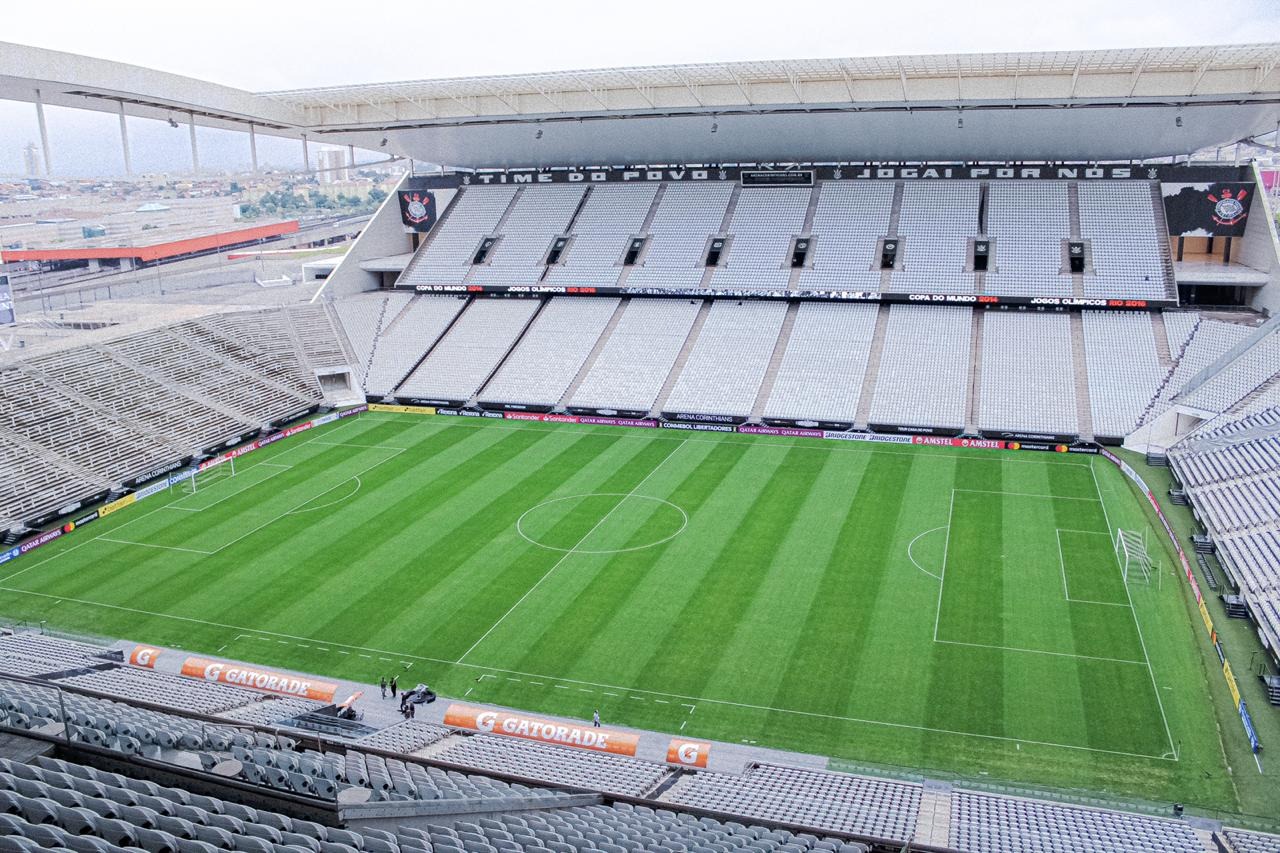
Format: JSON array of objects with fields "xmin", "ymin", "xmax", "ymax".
[{"xmin": 0, "ymin": 411, "xmax": 1261, "ymax": 815}]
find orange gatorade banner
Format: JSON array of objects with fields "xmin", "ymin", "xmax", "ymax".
[
  {"xmin": 179, "ymin": 656, "xmax": 338, "ymax": 702},
  {"xmin": 443, "ymin": 704, "xmax": 640, "ymax": 756},
  {"xmin": 128, "ymin": 645, "xmax": 161, "ymax": 668},
  {"xmin": 666, "ymin": 738, "xmax": 711, "ymax": 767}
]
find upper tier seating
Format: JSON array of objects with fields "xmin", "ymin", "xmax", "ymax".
[
  {"xmin": 1078, "ymin": 182, "xmax": 1171, "ymax": 301},
  {"xmin": 797, "ymin": 182, "xmax": 893, "ymax": 292},
  {"xmin": 545, "ymin": 184, "xmax": 660, "ymax": 288},
  {"xmin": 627, "ymin": 184, "xmax": 735, "ymax": 290},
  {"xmin": 887, "ymin": 182, "xmax": 979, "ymax": 295},
  {"xmin": 470, "ymin": 186, "xmax": 586, "ymax": 286},
  {"xmin": 710, "ymin": 187, "xmax": 811, "ymax": 290},
  {"xmin": 400, "ymin": 186, "xmax": 518, "ymax": 286},
  {"xmin": 984, "ymin": 182, "xmax": 1071, "ymax": 297}
]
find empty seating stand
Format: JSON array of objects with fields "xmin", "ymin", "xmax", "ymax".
[
  {"xmin": 868, "ymin": 305, "xmax": 971, "ymax": 431},
  {"xmin": 479, "ymin": 297, "xmax": 620, "ymax": 408},
  {"xmin": 662, "ymin": 301, "xmax": 788, "ymax": 418},
  {"xmin": 950, "ymin": 790, "xmax": 1202, "ymax": 853},
  {"xmin": 763, "ymin": 303, "xmax": 879, "ymax": 425},
  {"xmin": 396, "ymin": 299, "xmax": 542, "ymax": 404},
  {"xmin": 978, "ymin": 312, "xmax": 1078, "ymax": 436},
  {"xmin": 664, "ymin": 762, "xmax": 921, "ymax": 841},
  {"xmin": 568, "ymin": 298, "xmax": 704, "ymax": 414}
]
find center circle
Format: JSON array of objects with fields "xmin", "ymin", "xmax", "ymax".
[{"xmin": 516, "ymin": 493, "xmax": 688, "ymax": 554}]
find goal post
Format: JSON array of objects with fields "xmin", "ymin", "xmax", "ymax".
[
  {"xmin": 1114, "ymin": 527, "xmax": 1154, "ymax": 585},
  {"xmin": 183, "ymin": 457, "xmax": 236, "ymax": 495}
]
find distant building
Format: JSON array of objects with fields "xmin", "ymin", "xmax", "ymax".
[
  {"xmin": 22, "ymin": 143, "xmax": 40, "ymax": 177},
  {"xmin": 315, "ymin": 148, "xmax": 347, "ymax": 184}
]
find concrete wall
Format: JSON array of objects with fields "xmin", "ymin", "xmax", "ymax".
[
  {"xmin": 1239, "ymin": 161, "xmax": 1280, "ymax": 317},
  {"xmin": 321, "ymin": 175, "xmax": 415, "ymax": 299}
]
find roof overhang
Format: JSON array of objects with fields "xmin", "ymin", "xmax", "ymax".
[{"xmin": 1, "ymin": 42, "xmax": 1278, "ymax": 165}]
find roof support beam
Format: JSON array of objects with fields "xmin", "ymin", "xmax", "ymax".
[{"xmin": 33, "ymin": 88, "xmax": 51, "ymax": 176}]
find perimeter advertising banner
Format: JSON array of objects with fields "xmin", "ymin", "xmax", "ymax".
[
  {"xmin": 443, "ymin": 704, "xmax": 641, "ymax": 756},
  {"xmin": 128, "ymin": 645, "xmax": 162, "ymax": 668},
  {"xmin": 180, "ymin": 656, "xmax": 338, "ymax": 702},
  {"xmin": 666, "ymin": 738, "xmax": 711, "ymax": 768},
  {"xmin": 1162, "ymin": 182, "xmax": 1255, "ymax": 237}
]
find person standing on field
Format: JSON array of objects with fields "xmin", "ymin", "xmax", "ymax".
[
  {"xmin": 379, "ymin": 677, "xmax": 387, "ymax": 699},
  {"xmin": 390, "ymin": 676, "xmax": 398, "ymax": 698},
  {"xmin": 592, "ymin": 709, "xmax": 600, "ymax": 728}
]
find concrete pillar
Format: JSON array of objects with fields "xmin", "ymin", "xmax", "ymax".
[
  {"xmin": 301, "ymin": 134, "xmax": 310, "ymax": 172},
  {"xmin": 347, "ymin": 144, "xmax": 356, "ymax": 181},
  {"xmin": 188, "ymin": 112, "xmax": 200, "ymax": 174},
  {"xmin": 249, "ymin": 124, "xmax": 259, "ymax": 173},
  {"xmin": 117, "ymin": 101, "xmax": 132, "ymax": 176},
  {"xmin": 33, "ymin": 89, "xmax": 52, "ymax": 176}
]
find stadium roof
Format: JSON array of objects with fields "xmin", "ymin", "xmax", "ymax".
[
  {"xmin": 263, "ymin": 44, "xmax": 1280, "ymax": 115},
  {"xmin": 2, "ymin": 42, "xmax": 1279, "ymax": 166}
]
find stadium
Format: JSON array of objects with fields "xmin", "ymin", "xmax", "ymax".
[{"xmin": 0, "ymin": 31, "xmax": 1279, "ymax": 853}]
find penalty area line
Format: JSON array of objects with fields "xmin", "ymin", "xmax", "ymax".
[{"xmin": 0, "ymin": 584, "xmax": 1175, "ymax": 763}]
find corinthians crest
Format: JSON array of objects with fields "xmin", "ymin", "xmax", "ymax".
[
  {"xmin": 1208, "ymin": 186, "xmax": 1248, "ymax": 227},
  {"xmin": 398, "ymin": 191, "xmax": 437, "ymax": 231}
]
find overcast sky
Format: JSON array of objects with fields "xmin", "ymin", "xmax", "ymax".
[{"xmin": 1, "ymin": 0, "xmax": 1277, "ymax": 177}]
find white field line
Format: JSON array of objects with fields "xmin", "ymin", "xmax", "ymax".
[
  {"xmin": 906, "ymin": 526, "xmax": 946, "ymax": 581},
  {"xmin": 167, "ymin": 462, "xmax": 293, "ymax": 513},
  {"xmin": 455, "ymin": 439, "xmax": 689, "ymax": 664},
  {"xmin": 0, "ymin": 585, "xmax": 1176, "ymax": 761},
  {"xmin": 1091, "ymin": 457, "xmax": 1178, "ymax": 760},
  {"xmin": 0, "ymin": 414, "xmax": 389, "ymax": 583},
  {"xmin": 933, "ymin": 639, "xmax": 1146, "ymax": 666},
  {"xmin": 954, "ymin": 488, "xmax": 1100, "ymax": 502},
  {"xmin": 357, "ymin": 413, "xmax": 1088, "ymax": 468},
  {"xmin": 97, "ymin": 448, "xmax": 402, "ymax": 558},
  {"xmin": 932, "ymin": 490, "xmax": 956, "ymax": 642},
  {"xmin": 1057, "ymin": 528, "xmax": 1128, "ymax": 606}
]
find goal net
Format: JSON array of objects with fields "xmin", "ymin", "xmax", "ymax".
[
  {"xmin": 1114, "ymin": 528, "xmax": 1154, "ymax": 585},
  {"xmin": 183, "ymin": 458, "xmax": 236, "ymax": 495}
]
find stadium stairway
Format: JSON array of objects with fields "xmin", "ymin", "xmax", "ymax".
[
  {"xmin": 462, "ymin": 189, "xmax": 526, "ymax": 285},
  {"xmin": 912, "ymin": 782, "xmax": 952, "ymax": 848},
  {"xmin": 1069, "ymin": 312, "xmax": 1096, "ymax": 441},
  {"xmin": 387, "ymin": 296, "xmax": 473, "ymax": 399},
  {"xmin": 748, "ymin": 302, "xmax": 800, "ymax": 422},
  {"xmin": 1152, "ymin": 312, "xmax": 1175, "ymax": 371},
  {"xmin": 853, "ymin": 305, "xmax": 892, "ymax": 430},
  {"xmin": 1067, "ymin": 182, "xmax": 1085, "ymax": 298},
  {"xmin": 965, "ymin": 310, "xmax": 984, "ymax": 434},
  {"xmin": 648, "ymin": 299, "xmax": 712, "ymax": 418},
  {"xmin": 555, "ymin": 298, "xmax": 630, "ymax": 411},
  {"xmin": 467, "ymin": 299, "xmax": 550, "ymax": 408}
]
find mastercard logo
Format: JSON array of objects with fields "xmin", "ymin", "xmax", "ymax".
[
  {"xmin": 1055, "ymin": 445, "xmax": 1068, "ymax": 453},
  {"xmin": 1009, "ymin": 442, "xmax": 1021, "ymax": 451},
  {"xmin": 62, "ymin": 522, "xmax": 75, "ymax": 534}
]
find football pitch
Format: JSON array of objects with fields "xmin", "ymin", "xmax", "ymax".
[{"xmin": 0, "ymin": 411, "xmax": 1244, "ymax": 810}]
